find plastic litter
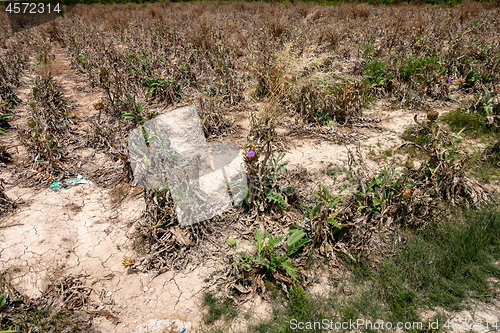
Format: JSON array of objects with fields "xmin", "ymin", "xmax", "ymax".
[{"xmin": 50, "ymin": 175, "xmax": 93, "ymax": 191}]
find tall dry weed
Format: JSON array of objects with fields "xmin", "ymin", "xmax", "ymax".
[
  {"xmin": 457, "ymin": 0, "xmax": 484, "ymax": 23},
  {"xmin": 295, "ymin": 3, "xmax": 309, "ymax": 19},
  {"xmin": 186, "ymin": 12, "xmax": 214, "ymax": 52},
  {"xmin": 351, "ymin": 3, "xmax": 372, "ymax": 20},
  {"xmin": 267, "ymin": 14, "xmax": 286, "ymax": 39},
  {"xmin": 318, "ymin": 25, "xmax": 343, "ymax": 50}
]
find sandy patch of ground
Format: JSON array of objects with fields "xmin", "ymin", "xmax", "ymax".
[{"xmin": 0, "ymin": 182, "xmax": 216, "ymax": 332}]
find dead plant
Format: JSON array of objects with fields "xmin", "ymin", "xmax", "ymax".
[
  {"xmin": 0, "ymin": 271, "xmax": 111, "ymax": 332},
  {"xmin": 0, "ymin": 179, "xmax": 15, "ymax": 216},
  {"xmin": 351, "ymin": 3, "xmax": 372, "ymax": 20},
  {"xmin": 22, "ymin": 77, "xmax": 73, "ymax": 183}
]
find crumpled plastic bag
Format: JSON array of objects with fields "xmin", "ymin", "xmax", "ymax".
[{"xmin": 50, "ymin": 175, "xmax": 93, "ymax": 191}]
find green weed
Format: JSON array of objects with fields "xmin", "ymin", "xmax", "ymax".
[
  {"xmin": 77, "ymin": 51, "xmax": 88, "ymax": 69},
  {"xmin": 353, "ymin": 166, "xmax": 402, "ymax": 215},
  {"xmin": 245, "ymin": 151, "xmax": 292, "ymax": 212},
  {"xmin": 143, "ymin": 75, "xmax": 184, "ymax": 103},
  {"xmin": 234, "ymin": 228, "xmax": 310, "ymax": 283},
  {"xmin": 303, "ymin": 184, "xmax": 348, "ymax": 241},
  {"xmin": 442, "ymin": 108, "xmax": 487, "ymax": 135},
  {"xmin": 401, "ymin": 124, "xmax": 433, "ymax": 146},
  {"xmin": 243, "ymin": 204, "xmax": 500, "ymax": 333},
  {"xmin": 443, "ymin": 88, "xmax": 500, "ymax": 136},
  {"xmin": 202, "ymin": 292, "xmax": 237, "ymax": 325},
  {"xmin": 121, "ymin": 98, "xmax": 158, "ymax": 126},
  {"xmin": 363, "ymin": 59, "xmax": 393, "ymax": 88},
  {"xmin": 0, "ymin": 114, "xmax": 13, "ymax": 135},
  {"xmin": 400, "ymin": 55, "xmax": 444, "ymax": 87},
  {"xmin": 0, "ymin": 86, "xmax": 21, "ymax": 110}
]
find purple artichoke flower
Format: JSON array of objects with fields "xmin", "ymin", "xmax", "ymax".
[{"xmin": 246, "ymin": 151, "xmax": 256, "ymax": 158}]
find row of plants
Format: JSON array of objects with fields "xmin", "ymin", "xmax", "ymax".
[
  {"xmin": 21, "ymin": 75, "xmax": 73, "ymax": 183},
  {"xmin": 0, "ymin": 31, "xmax": 33, "ymax": 216},
  {"xmin": 53, "ymin": 2, "xmax": 500, "ymax": 129},
  {"xmin": 217, "ymin": 102, "xmax": 494, "ymax": 312},
  {"xmin": 194, "ymin": 98, "xmax": 500, "ymax": 331},
  {"xmin": 2, "ymin": 3, "xmax": 498, "ymax": 329},
  {"xmin": 0, "ymin": 33, "xmax": 30, "ymax": 144},
  {"xmin": 63, "ymin": 2, "xmax": 498, "ymax": 305}
]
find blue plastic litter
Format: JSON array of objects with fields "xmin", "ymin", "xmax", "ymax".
[{"xmin": 50, "ymin": 175, "xmax": 93, "ymax": 191}]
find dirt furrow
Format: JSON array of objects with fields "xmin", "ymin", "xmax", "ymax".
[{"xmin": 0, "ymin": 46, "xmax": 214, "ymax": 332}]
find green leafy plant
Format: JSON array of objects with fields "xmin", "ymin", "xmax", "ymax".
[
  {"xmin": 400, "ymin": 55, "xmax": 444, "ymax": 85},
  {"xmin": 245, "ymin": 151, "xmax": 291, "ymax": 211},
  {"xmin": 360, "ymin": 36, "xmax": 377, "ymax": 59},
  {"xmin": 363, "ymin": 59, "xmax": 393, "ymax": 88},
  {"xmin": 143, "ymin": 75, "xmax": 183, "ymax": 102},
  {"xmin": 0, "ymin": 86, "xmax": 21, "ymax": 109},
  {"xmin": 471, "ymin": 87, "xmax": 498, "ymax": 119},
  {"xmin": 354, "ymin": 166, "xmax": 402, "ymax": 215},
  {"xmin": 396, "ymin": 113, "xmax": 488, "ymax": 219},
  {"xmin": 462, "ymin": 69, "xmax": 481, "ymax": 89},
  {"xmin": 0, "ymin": 114, "xmax": 14, "ymax": 135},
  {"xmin": 443, "ymin": 88, "xmax": 499, "ymax": 135},
  {"xmin": 234, "ymin": 228, "xmax": 310, "ymax": 282},
  {"xmin": 304, "ymin": 184, "xmax": 347, "ymax": 239},
  {"xmin": 77, "ymin": 51, "xmax": 88, "ymax": 69},
  {"xmin": 122, "ymin": 99, "xmax": 146, "ymax": 125},
  {"xmin": 266, "ymin": 190, "xmax": 287, "ymax": 210}
]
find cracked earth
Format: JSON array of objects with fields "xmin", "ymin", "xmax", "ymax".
[
  {"xmin": 0, "ymin": 181, "xmax": 219, "ymax": 332},
  {"xmin": 0, "ymin": 46, "xmax": 215, "ymax": 332}
]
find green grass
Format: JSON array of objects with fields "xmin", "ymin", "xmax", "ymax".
[
  {"xmin": 0, "ymin": 302, "xmax": 93, "ymax": 332},
  {"xmin": 247, "ymin": 285, "xmax": 332, "ymax": 333},
  {"xmin": 353, "ymin": 205, "xmax": 500, "ymax": 321},
  {"xmin": 390, "ymin": 206, "xmax": 500, "ymax": 308},
  {"xmin": 202, "ymin": 292, "xmax": 238, "ymax": 325},
  {"xmin": 401, "ymin": 125, "xmax": 432, "ymax": 147},
  {"xmin": 442, "ymin": 109, "xmax": 500, "ymax": 137},
  {"xmin": 205, "ymin": 204, "xmax": 500, "ymax": 333},
  {"xmin": 470, "ymin": 163, "xmax": 500, "ymax": 183}
]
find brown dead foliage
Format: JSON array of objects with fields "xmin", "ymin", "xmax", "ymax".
[
  {"xmin": 0, "ymin": 271, "xmax": 112, "ymax": 332},
  {"xmin": 458, "ymin": 0, "xmax": 485, "ymax": 23},
  {"xmin": 40, "ymin": 20, "xmax": 64, "ymax": 44},
  {"xmin": 318, "ymin": 25, "xmax": 343, "ymax": 50},
  {"xmin": 351, "ymin": 3, "xmax": 372, "ymax": 20},
  {"xmin": 0, "ymin": 179, "xmax": 15, "ymax": 217},
  {"xmin": 186, "ymin": 12, "xmax": 215, "ymax": 52}
]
